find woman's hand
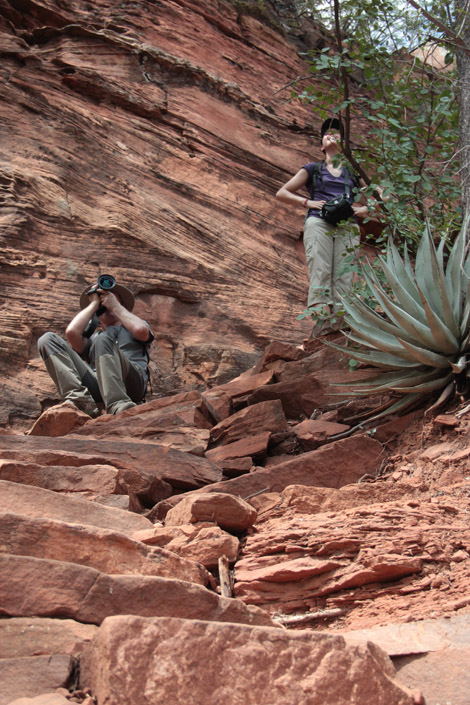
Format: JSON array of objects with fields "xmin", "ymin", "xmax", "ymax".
[
  {"xmin": 307, "ymin": 200, "xmax": 326, "ymax": 210},
  {"xmin": 352, "ymin": 204, "xmax": 369, "ymax": 217}
]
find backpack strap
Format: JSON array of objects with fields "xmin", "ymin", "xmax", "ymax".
[
  {"xmin": 310, "ymin": 162, "xmax": 322, "ymax": 198},
  {"xmin": 343, "ymin": 168, "xmax": 351, "ymax": 198},
  {"xmin": 344, "ymin": 166, "xmax": 360, "ymax": 197},
  {"xmin": 310, "ymin": 162, "xmax": 358, "ymax": 199}
]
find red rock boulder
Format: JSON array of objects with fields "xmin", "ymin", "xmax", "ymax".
[
  {"xmin": 80, "ymin": 615, "xmax": 417, "ymax": 705},
  {"xmin": 165, "ymin": 492, "xmax": 257, "ymax": 533}
]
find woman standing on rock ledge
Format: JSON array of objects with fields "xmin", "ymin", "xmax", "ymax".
[{"xmin": 276, "ymin": 118, "xmax": 369, "ymax": 337}]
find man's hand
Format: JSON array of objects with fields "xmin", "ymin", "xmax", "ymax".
[
  {"xmin": 96, "ymin": 291, "xmax": 151, "ymax": 342},
  {"xmin": 96, "ymin": 290, "xmax": 120, "ymax": 313},
  {"xmin": 87, "ymin": 291, "xmax": 101, "ymax": 306}
]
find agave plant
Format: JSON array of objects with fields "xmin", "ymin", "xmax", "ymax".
[{"xmin": 332, "ymin": 218, "xmax": 470, "ymax": 422}]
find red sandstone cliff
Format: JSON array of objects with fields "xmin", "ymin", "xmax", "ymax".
[
  {"xmin": 1, "ymin": 4, "xmax": 469, "ymax": 705},
  {"xmin": 0, "ymin": 0, "xmax": 335, "ymax": 429}
]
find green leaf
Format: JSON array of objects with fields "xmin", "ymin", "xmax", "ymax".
[
  {"xmin": 362, "ymin": 270, "xmax": 449, "ymax": 352},
  {"xmin": 341, "ymin": 297, "xmax": 422, "ymax": 349},
  {"xmin": 391, "ymin": 372, "xmax": 453, "ymax": 394},
  {"xmin": 416, "ymin": 282, "xmax": 460, "ymax": 354},
  {"xmin": 446, "ymin": 217, "xmax": 469, "ymax": 320},
  {"xmin": 327, "ymin": 342, "xmax": 422, "ymax": 370},
  {"xmin": 377, "ymin": 252, "xmax": 426, "ymax": 325},
  {"xmin": 395, "ymin": 337, "xmax": 452, "ymax": 369}
]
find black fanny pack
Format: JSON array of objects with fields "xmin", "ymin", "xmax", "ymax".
[
  {"xmin": 321, "ymin": 196, "xmax": 354, "ymax": 225},
  {"xmin": 316, "ymin": 165, "xmax": 354, "ymax": 225}
]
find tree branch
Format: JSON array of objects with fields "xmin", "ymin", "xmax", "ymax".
[{"xmin": 403, "ymin": 0, "xmax": 470, "ymax": 55}]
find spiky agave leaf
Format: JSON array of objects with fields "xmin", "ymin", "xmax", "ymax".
[
  {"xmin": 363, "ymin": 266, "xmax": 459, "ymax": 354},
  {"xmin": 332, "ymin": 218, "xmax": 470, "ymax": 418},
  {"xmin": 415, "ymin": 222, "xmax": 452, "ymax": 325},
  {"xmin": 445, "ymin": 221, "xmax": 466, "ymax": 321},
  {"xmin": 378, "ymin": 244, "xmax": 426, "ymax": 325}
]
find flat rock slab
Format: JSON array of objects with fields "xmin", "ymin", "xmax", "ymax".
[
  {"xmin": 0, "ymin": 435, "xmax": 222, "ymax": 490},
  {"xmin": 292, "ymin": 419, "xmax": 350, "ymax": 451},
  {"xmin": 246, "ymin": 373, "xmax": 332, "ymax": 419},
  {"xmin": 219, "ymin": 434, "xmax": 383, "ymax": 497},
  {"xmin": 0, "ymin": 655, "xmax": 71, "ymax": 705},
  {"xmin": 342, "ymin": 618, "xmax": 470, "ymax": 705},
  {"xmin": 206, "ymin": 369, "xmax": 275, "ymax": 403},
  {"xmin": 252, "ymin": 341, "xmax": 308, "ymax": 375},
  {"xmin": 8, "ymin": 696, "xmax": 70, "ymax": 705},
  {"xmin": 165, "ymin": 492, "xmax": 257, "ymax": 532},
  {"xmin": 0, "ymin": 459, "xmax": 123, "ymax": 495},
  {"xmin": 126, "ymin": 426, "xmax": 210, "ymax": 456},
  {"xmin": 205, "ymin": 431, "xmax": 270, "ymax": 462},
  {"xmin": 0, "ymin": 459, "xmax": 172, "ymax": 506},
  {"xmin": 0, "ymin": 458, "xmax": 172, "ymax": 505},
  {"xmin": 0, "ymin": 512, "xmax": 209, "ymax": 585},
  {"xmin": 0, "ymin": 480, "xmax": 152, "ymax": 534},
  {"xmin": 157, "ymin": 435, "xmax": 384, "ymax": 517},
  {"xmin": 210, "ymin": 399, "xmax": 288, "ymax": 445},
  {"xmin": 0, "ymin": 617, "xmax": 97, "ymax": 659},
  {"xmin": 74, "ymin": 392, "xmax": 213, "ymax": 436},
  {"xmin": 393, "ymin": 646, "xmax": 470, "ymax": 705},
  {"xmin": 342, "ymin": 613, "xmax": 470, "ymax": 656},
  {"xmin": 0, "ymin": 554, "xmax": 274, "ymax": 627},
  {"xmin": 220, "ymin": 456, "xmax": 253, "ymax": 477},
  {"xmin": 80, "ymin": 615, "xmax": 416, "ymax": 705},
  {"xmin": 72, "ymin": 396, "xmax": 213, "ymax": 455}
]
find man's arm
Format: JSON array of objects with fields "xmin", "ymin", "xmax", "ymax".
[
  {"xmin": 100, "ymin": 292, "xmax": 152, "ymax": 342},
  {"xmin": 65, "ymin": 294, "xmax": 100, "ymax": 354}
]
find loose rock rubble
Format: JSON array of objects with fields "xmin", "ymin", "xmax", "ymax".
[{"xmin": 3, "ymin": 339, "xmax": 470, "ymax": 705}]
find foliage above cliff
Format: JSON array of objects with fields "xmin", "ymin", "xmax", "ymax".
[{"xmin": 290, "ymin": 0, "xmax": 460, "ymax": 246}]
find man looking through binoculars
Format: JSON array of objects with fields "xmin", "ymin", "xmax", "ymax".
[{"xmin": 38, "ymin": 276, "xmax": 154, "ymax": 416}]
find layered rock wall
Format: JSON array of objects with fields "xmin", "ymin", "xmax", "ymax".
[{"xmin": 0, "ymin": 0, "xmax": 334, "ymax": 427}]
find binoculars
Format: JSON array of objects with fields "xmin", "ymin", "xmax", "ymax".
[
  {"xmin": 86, "ymin": 274, "xmax": 116, "ymax": 316},
  {"xmin": 86, "ymin": 274, "xmax": 116, "ymax": 296}
]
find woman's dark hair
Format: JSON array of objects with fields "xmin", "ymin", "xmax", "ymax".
[{"xmin": 320, "ymin": 118, "xmax": 344, "ymax": 141}]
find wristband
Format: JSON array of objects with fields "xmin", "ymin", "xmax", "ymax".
[{"xmin": 303, "ymin": 198, "xmax": 309, "ymax": 207}]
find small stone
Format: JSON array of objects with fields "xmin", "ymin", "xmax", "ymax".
[
  {"xmin": 433, "ymin": 414, "xmax": 459, "ymax": 427},
  {"xmin": 27, "ymin": 401, "xmax": 91, "ymax": 437}
]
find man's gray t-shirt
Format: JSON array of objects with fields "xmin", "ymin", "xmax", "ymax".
[{"xmin": 88, "ymin": 324, "xmax": 153, "ymax": 378}]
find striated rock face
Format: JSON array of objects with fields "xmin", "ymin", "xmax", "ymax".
[
  {"xmin": 0, "ymin": 0, "xmax": 331, "ymax": 429},
  {"xmin": 233, "ymin": 495, "xmax": 470, "ymax": 623}
]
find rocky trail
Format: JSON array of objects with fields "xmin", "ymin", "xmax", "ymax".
[
  {"xmin": 1, "ymin": 336, "xmax": 470, "ymax": 705},
  {"xmin": 1, "ymin": 0, "xmax": 470, "ymax": 702}
]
